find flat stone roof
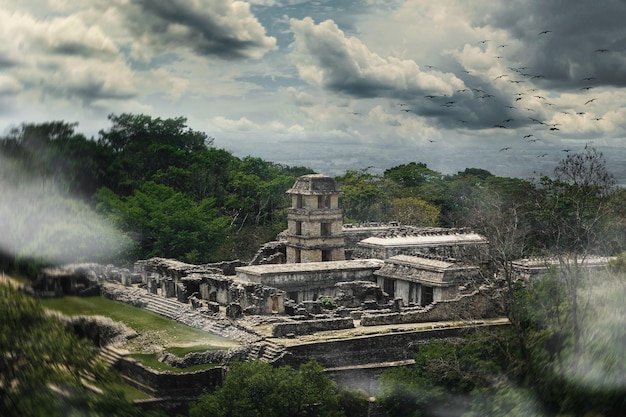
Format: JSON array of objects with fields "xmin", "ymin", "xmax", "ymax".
[
  {"xmin": 286, "ymin": 174, "xmax": 339, "ymax": 195},
  {"xmin": 236, "ymin": 259, "xmax": 384, "ymax": 276},
  {"xmin": 387, "ymin": 255, "xmax": 460, "ymax": 271},
  {"xmin": 512, "ymin": 256, "xmax": 614, "ymax": 269},
  {"xmin": 359, "ymin": 232, "xmax": 487, "ymax": 247}
]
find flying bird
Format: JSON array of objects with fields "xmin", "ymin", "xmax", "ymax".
[
  {"xmin": 562, "ymin": 149, "xmax": 572, "ymax": 152},
  {"xmin": 539, "ymin": 30, "xmax": 552, "ymax": 35},
  {"xmin": 499, "ymin": 147, "xmax": 512, "ymax": 151},
  {"xmin": 537, "ymin": 154, "xmax": 548, "ymax": 157},
  {"xmin": 585, "ymin": 98, "xmax": 597, "ymax": 105},
  {"xmin": 582, "ymin": 77, "xmax": 596, "ymax": 81},
  {"xmin": 550, "ymin": 127, "xmax": 560, "ymax": 131},
  {"xmin": 595, "ymin": 49, "xmax": 609, "ymax": 53},
  {"xmin": 494, "ymin": 124, "xmax": 507, "ymax": 129},
  {"xmin": 523, "ymin": 134, "xmax": 534, "ymax": 139}
]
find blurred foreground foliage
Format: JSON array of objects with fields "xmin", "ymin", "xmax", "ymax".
[{"xmin": 0, "ymin": 283, "xmax": 162, "ymax": 417}]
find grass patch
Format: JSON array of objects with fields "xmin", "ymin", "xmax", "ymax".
[
  {"xmin": 107, "ymin": 380, "xmax": 153, "ymax": 401},
  {"xmin": 165, "ymin": 345, "xmax": 225, "ymax": 357},
  {"xmin": 129, "ymin": 353, "xmax": 221, "ymax": 373},
  {"xmin": 41, "ymin": 296, "xmax": 240, "ymax": 350}
]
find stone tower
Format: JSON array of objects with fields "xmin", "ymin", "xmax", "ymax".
[{"xmin": 285, "ymin": 174, "xmax": 345, "ymax": 263}]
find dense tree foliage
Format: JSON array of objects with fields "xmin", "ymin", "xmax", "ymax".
[
  {"xmin": 377, "ymin": 146, "xmax": 626, "ymax": 417},
  {"xmin": 0, "ymin": 115, "xmax": 314, "ymax": 271},
  {"xmin": 189, "ymin": 360, "xmax": 367, "ymax": 417},
  {"xmin": 0, "ymin": 283, "xmax": 154, "ymax": 417}
]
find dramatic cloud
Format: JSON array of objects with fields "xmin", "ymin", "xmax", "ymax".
[
  {"xmin": 483, "ymin": 0, "xmax": 626, "ymax": 88},
  {"xmin": 290, "ymin": 17, "xmax": 465, "ymax": 99},
  {"xmin": 114, "ymin": 0, "xmax": 277, "ymax": 61},
  {"xmin": 1, "ymin": 0, "xmax": 625, "ymax": 180},
  {"xmin": 0, "ymin": 10, "xmax": 136, "ymax": 104}
]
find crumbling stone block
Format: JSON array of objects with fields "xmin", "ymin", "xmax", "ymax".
[
  {"xmin": 226, "ymin": 303, "xmax": 243, "ymax": 318},
  {"xmin": 207, "ymin": 301, "xmax": 220, "ymax": 314},
  {"xmin": 163, "ymin": 279, "xmax": 176, "ymax": 298}
]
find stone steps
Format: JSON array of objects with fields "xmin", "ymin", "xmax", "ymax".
[
  {"xmin": 247, "ymin": 341, "xmax": 286, "ymax": 363},
  {"xmin": 99, "ymin": 345, "xmax": 126, "ymax": 368},
  {"xmin": 141, "ymin": 293, "xmax": 187, "ymax": 319}
]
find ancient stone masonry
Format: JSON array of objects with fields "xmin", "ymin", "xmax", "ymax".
[
  {"xmin": 374, "ymin": 254, "xmax": 480, "ymax": 306},
  {"xmin": 352, "ymin": 227, "xmax": 489, "ymax": 263},
  {"xmin": 235, "ymin": 259, "xmax": 384, "ymax": 304},
  {"xmin": 510, "ymin": 255, "xmax": 614, "ymax": 281},
  {"xmin": 134, "ymin": 257, "xmax": 286, "ymax": 315},
  {"xmin": 285, "ymin": 174, "xmax": 345, "ymax": 263},
  {"xmin": 34, "ymin": 263, "xmax": 137, "ymax": 297},
  {"xmin": 359, "ymin": 287, "xmax": 502, "ymax": 326}
]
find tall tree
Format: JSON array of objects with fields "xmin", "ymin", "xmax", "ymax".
[
  {"xmin": 95, "ymin": 182, "xmax": 230, "ymax": 263},
  {"xmin": 98, "ymin": 113, "xmax": 211, "ymax": 196}
]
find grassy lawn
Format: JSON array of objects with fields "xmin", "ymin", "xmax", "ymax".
[
  {"xmin": 129, "ymin": 353, "xmax": 222, "ymax": 373},
  {"xmin": 42, "ymin": 296, "xmax": 240, "ymax": 352}
]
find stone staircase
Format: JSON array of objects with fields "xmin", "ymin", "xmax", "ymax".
[
  {"xmin": 247, "ymin": 341, "xmax": 286, "ymax": 363},
  {"xmin": 101, "ymin": 282, "xmax": 263, "ymax": 343},
  {"xmin": 140, "ymin": 292, "xmax": 188, "ymax": 320},
  {"xmin": 99, "ymin": 345, "xmax": 126, "ymax": 368}
]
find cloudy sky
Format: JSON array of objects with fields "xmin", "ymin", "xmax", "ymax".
[{"xmin": 2, "ymin": 0, "xmax": 626, "ymax": 179}]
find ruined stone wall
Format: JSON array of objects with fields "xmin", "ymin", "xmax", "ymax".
[
  {"xmin": 355, "ymin": 242, "xmax": 488, "ymax": 263},
  {"xmin": 271, "ymin": 317, "xmax": 354, "ymax": 337},
  {"xmin": 276, "ymin": 326, "xmax": 479, "ymax": 369},
  {"xmin": 360, "ymin": 290, "xmax": 501, "ymax": 326},
  {"xmin": 115, "ymin": 357, "xmax": 225, "ymax": 398}
]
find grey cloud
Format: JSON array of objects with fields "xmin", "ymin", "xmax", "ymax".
[
  {"xmin": 43, "ymin": 78, "xmax": 136, "ymax": 105},
  {"xmin": 121, "ymin": 0, "xmax": 276, "ymax": 60},
  {"xmin": 0, "ymin": 55, "xmax": 18, "ymax": 68},
  {"xmin": 290, "ymin": 17, "xmax": 529, "ymax": 130},
  {"xmin": 48, "ymin": 41, "xmax": 118, "ymax": 59},
  {"xmin": 483, "ymin": 0, "xmax": 626, "ymax": 88},
  {"xmin": 291, "ymin": 18, "xmax": 464, "ymax": 98}
]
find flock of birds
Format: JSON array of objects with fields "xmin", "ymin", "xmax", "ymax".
[{"xmin": 384, "ymin": 30, "xmax": 612, "ymax": 158}]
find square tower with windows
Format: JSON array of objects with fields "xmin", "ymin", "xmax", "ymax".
[{"xmin": 285, "ymin": 174, "xmax": 345, "ymax": 263}]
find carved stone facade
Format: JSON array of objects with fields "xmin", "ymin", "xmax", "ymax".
[
  {"xmin": 374, "ymin": 255, "xmax": 480, "ymax": 306},
  {"xmin": 235, "ymin": 259, "xmax": 383, "ymax": 303},
  {"xmin": 353, "ymin": 229, "xmax": 489, "ymax": 262},
  {"xmin": 285, "ymin": 174, "xmax": 345, "ymax": 263}
]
